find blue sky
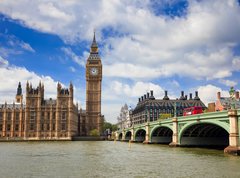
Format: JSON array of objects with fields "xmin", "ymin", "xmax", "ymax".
[{"xmin": 0, "ymin": 0, "xmax": 240, "ymax": 123}]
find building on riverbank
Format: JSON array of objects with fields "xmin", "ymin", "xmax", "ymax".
[
  {"xmin": 0, "ymin": 82, "xmax": 78, "ymax": 141},
  {"xmin": 116, "ymin": 104, "xmax": 132, "ymax": 130},
  {"xmin": 215, "ymin": 91, "xmax": 240, "ymax": 111},
  {"xmin": 132, "ymin": 90, "xmax": 206, "ymax": 125},
  {"xmin": 0, "ymin": 33, "xmax": 104, "ymax": 140}
]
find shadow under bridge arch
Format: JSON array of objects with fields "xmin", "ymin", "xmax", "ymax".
[
  {"xmin": 151, "ymin": 126, "xmax": 173, "ymax": 144},
  {"xmin": 118, "ymin": 133, "xmax": 123, "ymax": 140},
  {"xmin": 135, "ymin": 129, "xmax": 146, "ymax": 142},
  {"xmin": 180, "ymin": 123, "xmax": 229, "ymax": 149},
  {"xmin": 125, "ymin": 131, "xmax": 132, "ymax": 141}
]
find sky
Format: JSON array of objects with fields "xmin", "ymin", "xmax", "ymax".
[{"xmin": 0, "ymin": 0, "xmax": 240, "ymax": 123}]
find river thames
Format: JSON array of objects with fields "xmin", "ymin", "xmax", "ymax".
[{"xmin": 0, "ymin": 141, "xmax": 240, "ymax": 178}]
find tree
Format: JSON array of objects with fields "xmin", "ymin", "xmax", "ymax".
[
  {"xmin": 90, "ymin": 129, "xmax": 100, "ymax": 136},
  {"xmin": 159, "ymin": 113, "xmax": 171, "ymax": 120},
  {"xmin": 103, "ymin": 121, "xmax": 112, "ymax": 131}
]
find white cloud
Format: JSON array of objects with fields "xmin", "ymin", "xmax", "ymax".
[
  {"xmin": 0, "ymin": 56, "xmax": 9, "ymax": 67},
  {"xmin": 197, "ymin": 84, "xmax": 229, "ymax": 105},
  {"xmin": 0, "ymin": 0, "xmax": 240, "ymax": 81},
  {"xmin": 38, "ymin": 2, "xmax": 75, "ymax": 23},
  {"xmin": 219, "ymin": 79, "xmax": 237, "ymax": 87},
  {"xmin": 61, "ymin": 47, "xmax": 85, "ymax": 67},
  {"xmin": 69, "ymin": 66, "xmax": 76, "ymax": 73},
  {"xmin": 20, "ymin": 42, "xmax": 35, "ymax": 52},
  {"xmin": 0, "ymin": 61, "xmax": 59, "ymax": 103}
]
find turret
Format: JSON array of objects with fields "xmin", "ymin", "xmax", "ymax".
[
  {"xmin": 16, "ymin": 82, "xmax": 23, "ymax": 103},
  {"xmin": 69, "ymin": 82, "xmax": 73, "ymax": 98}
]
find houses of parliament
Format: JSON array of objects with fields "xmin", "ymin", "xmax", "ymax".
[{"xmin": 0, "ymin": 34, "xmax": 103, "ymax": 140}]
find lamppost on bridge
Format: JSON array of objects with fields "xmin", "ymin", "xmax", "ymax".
[
  {"xmin": 174, "ymin": 100, "xmax": 179, "ymax": 118},
  {"xmin": 229, "ymin": 86, "xmax": 236, "ymax": 109}
]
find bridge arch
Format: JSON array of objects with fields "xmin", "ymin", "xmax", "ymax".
[
  {"xmin": 134, "ymin": 128, "xmax": 146, "ymax": 142},
  {"xmin": 125, "ymin": 131, "xmax": 132, "ymax": 141},
  {"xmin": 150, "ymin": 126, "xmax": 173, "ymax": 144},
  {"xmin": 179, "ymin": 121, "xmax": 229, "ymax": 148}
]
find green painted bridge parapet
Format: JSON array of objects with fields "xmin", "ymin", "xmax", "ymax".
[{"xmin": 115, "ymin": 109, "xmax": 240, "ymax": 155}]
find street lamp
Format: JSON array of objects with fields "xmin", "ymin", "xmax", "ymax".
[
  {"xmin": 229, "ymin": 86, "xmax": 236, "ymax": 109},
  {"xmin": 174, "ymin": 100, "xmax": 179, "ymax": 118}
]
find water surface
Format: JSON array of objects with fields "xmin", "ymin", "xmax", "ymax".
[{"xmin": 0, "ymin": 141, "xmax": 239, "ymax": 178}]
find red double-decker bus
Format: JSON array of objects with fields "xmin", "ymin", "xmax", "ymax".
[{"xmin": 183, "ymin": 106, "xmax": 203, "ymax": 116}]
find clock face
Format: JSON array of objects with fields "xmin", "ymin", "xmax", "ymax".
[{"xmin": 90, "ymin": 67, "xmax": 98, "ymax": 75}]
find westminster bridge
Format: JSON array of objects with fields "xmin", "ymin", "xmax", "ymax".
[{"xmin": 115, "ymin": 109, "xmax": 240, "ymax": 155}]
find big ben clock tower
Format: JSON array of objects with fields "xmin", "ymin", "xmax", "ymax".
[{"xmin": 85, "ymin": 32, "xmax": 102, "ymax": 135}]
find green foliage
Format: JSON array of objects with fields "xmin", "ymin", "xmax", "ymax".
[
  {"xmin": 102, "ymin": 121, "xmax": 118, "ymax": 132},
  {"xmin": 89, "ymin": 129, "xmax": 100, "ymax": 136},
  {"xmin": 111, "ymin": 124, "xmax": 118, "ymax": 131},
  {"xmin": 159, "ymin": 113, "xmax": 171, "ymax": 120}
]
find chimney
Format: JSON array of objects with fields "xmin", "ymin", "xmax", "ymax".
[
  {"xmin": 217, "ymin": 92, "xmax": 221, "ymax": 99},
  {"xmin": 141, "ymin": 96, "xmax": 144, "ymax": 101},
  {"xmin": 235, "ymin": 91, "xmax": 239, "ymax": 100},
  {"xmin": 189, "ymin": 93, "xmax": 192, "ymax": 100},
  {"xmin": 163, "ymin": 90, "xmax": 169, "ymax": 100},
  {"xmin": 144, "ymin": 94, "xmax": 147, "ymax": 100},
  {"xmin": 147, "ymin": 92, "xmax": 150, "ymax": 99},
  {"xmin": 185, "ymin": 95, "xmax": 187, "ymax": 100},
  {"xmin": 149, "ymin": 90, "xmax": 155, "ymax": 100},
  {"xmin": 180, "ymin": 91, "xmax": 184, "ymax": 100},
  {"xmin": 138, "ymin": 98, "xmax": 141, "ymax": 102},
  {"xmin": 194, "ymin": 91, "xmax": 200, "ymax": 100},
  {"xmin": 150, "ymin": 90, "xmax": 153, "ymax": 96}
]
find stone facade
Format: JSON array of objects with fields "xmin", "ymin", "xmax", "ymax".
[{"xmin": 0, "ymin": 82, "xmax": 78, "ymax": 140}]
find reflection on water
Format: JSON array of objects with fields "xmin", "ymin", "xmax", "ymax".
[{"xmin": 0, "ymin": 141, "xmax": 240, "ymax": 178}]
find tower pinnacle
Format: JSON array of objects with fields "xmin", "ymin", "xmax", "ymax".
[{"xmin": 90, "ymin": 31, "xmax": 98, "ymax": 53}]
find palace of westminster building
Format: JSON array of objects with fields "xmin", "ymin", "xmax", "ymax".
[{"xmin": 0, "ymin": 34, "xmax": 103, "ymax": 140}]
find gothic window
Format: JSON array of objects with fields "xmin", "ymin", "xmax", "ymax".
[
  {"xmin": 7, "ymin": 124, "xmax": 11, "ymax": 131},
  {"xmin": 53, "ymin": 112, "xmax": 56, "ymax": 120},
  {"xmin": 30, "ymin": 111, "xmax": 36, "ymax": 121},
  {"xmin": 15, "ymin": 124, "xmax": 19, "ymax": 131},
  {"xmin": 41, "ymin": 112, "xmax": 45, "ymax": 121},
  {"xmin": 41, "ymin": 123, "xmax": 44, "ymax": 131},
  {"xmin": 52, "ymin": 123, "xmax": 55, "ymax": 131},
  {"xmin": 30, "ymin": 123, "xmax": 35, "ymax": 131},
  {"xmin": 47, "ymin": 124, "xmax": 50, "ymax": 131},
  {"xmin": 61, "ymin": 123, "xmax": 66, "ymax": 131},
  {"xmin": 62, "ymin": 111, "xmax": 66, "ymax": 120},
  {"xmin": 7, "ymin": 113, "xmax": 11, "ymax": 121},
  {"xmin": 0, "ymin": 124, "xmax": 2, "ymax": 131},
  {"xmin": 0, "ymin": 112, "xmax": 3, "ymax": 121},
  {"xmin": 47, "ymin": 112, "xmax": 50, "ymax": 120},
  {"xmin": 15, "ymin": 112, "xmax": 20, "ymax": 121}
]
